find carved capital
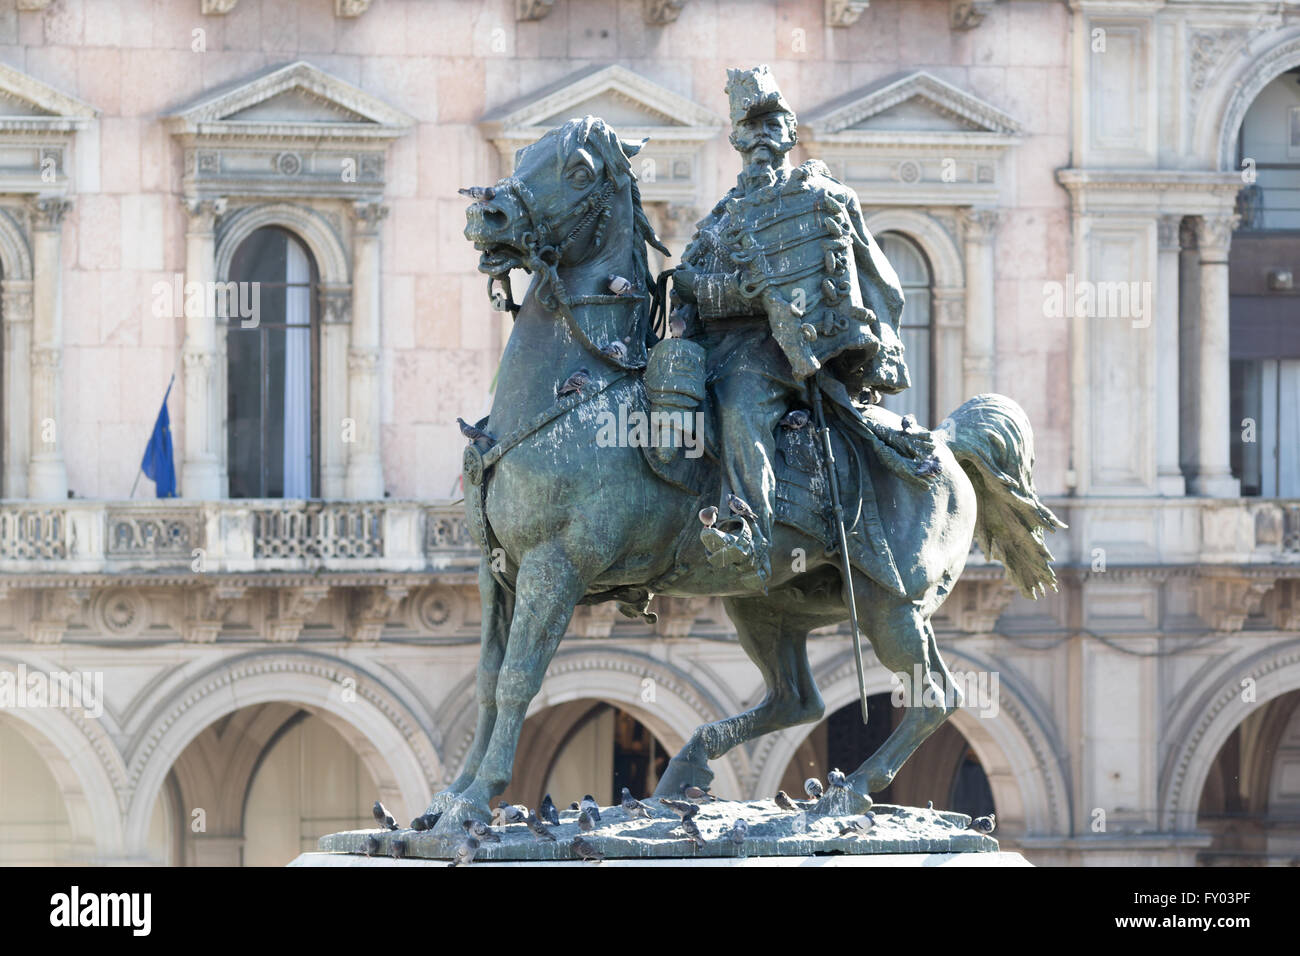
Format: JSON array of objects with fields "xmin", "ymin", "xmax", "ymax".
[
  {"xmin": 1157, "ymin": 214, "xmax": 1183, "ymax": 252},
  {"xmin": 348, "ymin": 586, "xmax": 409, "ymax": 644},
  {"xmin": 182, "ymin": 197, "xmax": 227, "ymax": 232},
  {"xmin": 653, "ymin": 595, "xmax": 711, "ymax": 638},
  {"xmin": 952, "ymin": 578, "xmax": 1015, "ymax": 633},
  {"xmin": 826, "ymin": 0, "xmax": 869, "ymax": 27},
  {"xmin": 1194, "ymin": 214, "xmax": 1240, "ymax": 260},
  {"xmin": 181, "ymin": 585, "xmax": 246, "ymax": 643},
  {"xmin": 517, "ymin": 0, "xmax": 556, "ymax": 20},
  {"xmin": 29, "ymin": 197, "xmax": 71, "ymax": 231},
  {"xmin": 319, "ymin": 286, "xmax": 352, "ymax": 324},
  {"xmin": 335, "ymin": 0, "xmax": 371, "ymax": 15},
  {"xmin": 951, "ymin": 0, "xmax": 994, "ymax": 30},
  {"xmin": 1195, "ymin": 571, "xmax": 1275, "ymax": 633},
  {"xmin": 263, "ymin": 585, "xmax": 331, "ymax": 642},
  {"xmin": 30, "ymin": 346, "xmax": 61, "ymax": 371},
  {"xmin": 352, "ymin": 201, "xmax": 389, "ymax": 236},
  {"xmin": 960, "ymin": 207, "xmax": 999, "ymax": 243},
  {"xmin": 200, "ymin": 0, "xmax": 239, "ymax": 14},
  {"xmin": 1, "ymin": 287, "xmax": 33, "ymax": 324},
  {"xmin": 644, "ymin": 0, "xmax": 688, "ymax": 24}
]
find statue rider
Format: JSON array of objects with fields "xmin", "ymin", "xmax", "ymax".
[{"xmin": 670, "ymin": 65, "xmax": 928, "ymax": 591}]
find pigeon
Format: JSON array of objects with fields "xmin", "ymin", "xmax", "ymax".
[
  {"xmin": 525, "ymin": 812, "xmax": 557, "ymax": 842},
  {"xmin": 726, "ymin": 819, "xmax": 748, "ymax": 846},
  {"xmin": 463, "ymin": 819, "xmax": 501, "ymax": 844},
  {"xmin": 493, "ymin": 801, "xmax": 527, "ymax": 826},
  {"xmin": 362, "ymin": 834, "xmax": 381, "ymax": 857},
  {"xmin": 681, "ymin": 784, "xmax": 718, "ymax": 803},
  {"xmin": 900, "ymin": 413, "xmax": 919, "ymax": 434},
  {"xmin": 557, "ymin": 368, "xmax": 592, "ymax": 397},
  {"xmin": 781, "ymin": 409, "xmax": 811, "ymax": 430},
  {"xmin": 621, "ymin": 787, "xmax": 652, "ymax": 818},
  {"xmin": 698, "ymin": 506, "xmax": 719, "ymax": 528},
  {"xmin": 410, "ymin": 812, "xmax": 439, "ymax": 832},
  {"xmin": 448, "ymin": 836, "xmax": 479, "ymax": 867},
  {"xmin": 456, "ymin": 417, "xmax": 495, "ymax": 444},
  {"xmin": 568, "ymin": 802, "xmax": 580, "ymax": 811},
  {"xmin": 914, "ymin": 455, "xmax": 942, "ymax": 478},
  {"xmin": 681, "ymin": 817, "xmax": 705, "ymax": 848},
  {"xmin": 827, "ymin": 768, "xmax": 847, "ymax": 789},
  {"xmin": 804, "ymin": 778, "xmax": 824, "ymax": 800},
  {"xmin": 578, "ymin": 808, "xmax": 598, "ymax": 832},
  {"xmin": 926, "ymin": 800, "xmax": 934, "ymax": 810},
  {"xmin": 389, "ymin": 838, "xmax": 407, "ymax": 860},
  {"xmin": 372, "ymin": 800, "xmax": 399, "ymax": 831},
  {"xmin": 607, "ymin": 274, "xmax": 632, "ymax": 296},
  {"xmin": 579, "ymin": 795, "xmax": 602, "ymax": 823},
  {"xmin": 839, "ymin": 812, "xmax": 875, "ymax": 836},
  {"xmin": 599, "ymin": 341, "xmax": 629, "ymax": 363},
  {"xmin": 774, "ymin": 790, "xmax": 799, "ymax": 812},
  {"xmin": 539, "ymin": 794, "xmax": 560, "ymax": 827},
  {"xmin": 458, "ymin": 185, "xmax": 496, "ymax": 202},
  {"xmin": 572, "ymin": 836, "xmax": 605, "ymax": 863},
  {"xmin": 970, "ymin": 813, "xmax": 996, "ymax": 835},
  {"xmin": 727, "ymin": 494, "xmax": 758, "ymax": 524},
  {"xmin": 659, "ymin": 797, "xmax": 699, "ymax": 820}
]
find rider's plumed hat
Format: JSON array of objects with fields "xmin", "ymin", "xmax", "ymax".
[{"xmin": 725, "ymin": 65, "xmax": 793, "ymax": 125}]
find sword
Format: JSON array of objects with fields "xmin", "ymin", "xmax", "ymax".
[{"xmin": 810, "ymin": 372, "xmax": 870, "ymax": 726}]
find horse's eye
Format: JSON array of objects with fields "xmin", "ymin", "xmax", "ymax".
[{"xmin": 569, "ymin": 167, "xmax": 593, "ymax": 185}]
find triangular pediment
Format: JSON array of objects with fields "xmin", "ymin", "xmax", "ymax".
[
  {"xmin": 805, "ymin": 72, "xmax": 1020, "ymax": 139},
  {"xmin": 165, "ymin": 60, "xmax": 414, "ymax": 137},
  {"xmin": 482, "ymin": 65, "xmax": 724, "ymax": 140},
  {"xmin": 0, "ymin": 61, "xmax": 96, "ymax": 127}
]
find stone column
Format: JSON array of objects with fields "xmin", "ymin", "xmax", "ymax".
[
  {"xmin": 1155, "ymin": 215, "xmax": 1185, "ymax": 496},
  {"xmin": 1188, "ymin": 214, "xmax": 1240, "ymax": 497},
  {"xmin": 345, "ymin": 202, "xmax": 387, "ymax": 499},
  {"xmin": 960, "ymin": 208, "xmax": 999, "ymax": 397},
  {"xmin": 931, "ymin": 289, "xmax": 966, "ymax": 424},
  {"xmin": 28, "ymin": 198, "xmax": 71, "ymax": 501},
  {"xmin": 180, "ymin": 199, "xmax": 226, "ymax": 499},
  {"xmin": 2, "ymin": 280, "xmax": 33, "ymax": 497}
]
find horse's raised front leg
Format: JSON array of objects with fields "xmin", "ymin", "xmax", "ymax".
[
  {"xmin": 423, "ymin": 558, "xmax": 513, "ymax": 819},
  {"xmin": 433, "ymin": 542, "xmax": 585, "ymax": 833},
  {"xmin": 654, "ymin": 593, "xmax": 827, "ymax": 798},
  {"xmin": 848, "ymin": 600, "xmax": 961, "ymax": 797}
]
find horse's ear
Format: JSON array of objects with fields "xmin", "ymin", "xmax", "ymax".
[{"xmin": 621, "ymin": 137, "xmax": 649, "ymax": 158}]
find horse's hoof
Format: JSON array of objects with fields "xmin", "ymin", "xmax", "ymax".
[
  {"xmin": 811, "ymin": 785, "xmax": 873, "ymax": 817},
  {"xmin": 431, "ymin": 797, "xmax": 492, "ymax": 837},
  {"xmin": 652, "ymin": 755, "xmax": 714, "ymax": 798},
  {"xmin": 422, "ymin": 789, "xmax": 460, "ymax": 819}
]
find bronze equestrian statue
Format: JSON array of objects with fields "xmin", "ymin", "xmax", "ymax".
[{"xmin": 430, "ymin": 65, "xmax": 1063, "ymax": 834}]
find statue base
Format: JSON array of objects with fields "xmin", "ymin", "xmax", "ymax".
[
  {"xmin": 312, "ymin": 801, "xmax": 1000, "ymax": 863},
  {"xmin": 291, "ymin": 850, "xmax": 1030, "ymax": 867}
]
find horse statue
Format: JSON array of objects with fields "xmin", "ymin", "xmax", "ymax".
[{"xmin": 426, "ymin": 114, "xmax": 1063, "ymax": 834}]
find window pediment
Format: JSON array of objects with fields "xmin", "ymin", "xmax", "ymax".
[
  {"xmin": 165, "ymin": 61, "xmax": 414, "ymax": 200},
  {"xmin": 481, "ymin": 65, "xmax": 724, "ymax": 203},
  {"xmin": 0, "ymin": 62, "xmax": 96, "ymax": 195},
  {"xmin": 802, "ymin": 72, "xmax": 1021, "ymax": 207}
]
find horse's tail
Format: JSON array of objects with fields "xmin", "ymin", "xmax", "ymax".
[{"xmin": 937, "ymin": 394, "xmax": 1067, "ymax": 599}]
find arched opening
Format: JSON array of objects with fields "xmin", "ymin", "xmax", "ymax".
[
  {"xmin": 226, "ymin": 226, "xmax": 321, "ymax": 499},
  {"xmin": 0, "ymin": 716, "xmax": 74, "ymax": 864},
  {"xmin": 1229, "ymin": 70, "xmax": 1300, "ymax": 497},
  {"xmin": 153, "ymin": 703, "xmax": 381, "ymax": 866},
  {"xmin": 775, "ymin": 694, "xmax": 995, "ymax": 817},
  {"xmin": 1196, "ymin": 688, "xmax": 1300, "ymax": 866},
  {"xmin": 876, "ymin": 232, "xmax": 934, "ymax": 426},
  {"xmin": 504, "ymin": 699, "xmax": 670, "ymax": 809}
]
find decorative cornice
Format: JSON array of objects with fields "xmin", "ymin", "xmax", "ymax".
[
  {"xmin": 0, "ymin": 60, "xmax": 96, "ymax": 131},
  {"xmin": 804, "ymin": 71, "xmax": 1021, "ymax": 140}
]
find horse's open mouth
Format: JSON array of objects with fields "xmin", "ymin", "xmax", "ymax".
[{"xmin": 474, "ymin": 242, "xmax": 523, "ymax": 276}]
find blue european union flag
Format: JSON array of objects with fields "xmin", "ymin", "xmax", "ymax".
[{"xmin": 141, "ymin": 377, "xmax": 177, "ymax": 498}]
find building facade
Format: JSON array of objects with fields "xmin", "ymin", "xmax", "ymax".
[{"xmin": 0, "ymin": 0, "xmax": 1297, "ymax": 866}]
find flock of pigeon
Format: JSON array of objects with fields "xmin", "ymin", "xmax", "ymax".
[{"xmin": 364, "ymin": 770, "xmax": 996, "ymax": 867}]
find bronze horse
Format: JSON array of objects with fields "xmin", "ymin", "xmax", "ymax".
[{"xmin": 426, "ymin": 116, "xmax": 1062, "ymax": 832}]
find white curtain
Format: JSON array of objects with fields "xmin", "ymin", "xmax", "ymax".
[
  {"xmin": 282, "ymin": 238, "xmax": 312, "ymax": 498},
  {"xmin": 1277, "ymin": 360, "xmax": 1300, "ymax": 498}
]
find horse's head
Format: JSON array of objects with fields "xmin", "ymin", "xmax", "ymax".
[{"xmin": 462, "ymin": 115, "xmax": 667, "ymax": 280}]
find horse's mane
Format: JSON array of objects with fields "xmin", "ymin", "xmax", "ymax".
[{"xmin": 556, "ymin": 116, "xmax": 671, "ymax": 310}]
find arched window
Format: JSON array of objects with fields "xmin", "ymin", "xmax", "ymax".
[
  {"xmin": 876, "ymin": 232, "xmax": 933, "ymax": 426},
  {"xmin": 226, "ymin": 228, "xmax": 319, "ymax": 499},
  {"xmin": 1230, "ymin": 71, "xmax": 1300, "ymax": 497}
]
